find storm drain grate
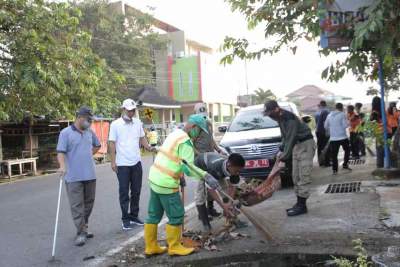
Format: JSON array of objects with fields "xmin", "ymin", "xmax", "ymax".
[
  {"xmin": 325, "ymin": 182, "xmax": 361, "ymax": 194},
  {"xmin": 348, "ymin": 159, "xmax": 366, "ymax": 165}
]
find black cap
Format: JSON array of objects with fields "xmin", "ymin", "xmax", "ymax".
[
  {"xmin": 264, "ymin": 100, "xmax": 279, "ymax": 112},
  {"xmin": 76, "ymin": 106, "xmax": 93, "ymax": 118}
]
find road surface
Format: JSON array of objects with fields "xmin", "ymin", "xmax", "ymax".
[{"xmin": 0, "ymin": 157, "xmax": 197, "ymax": 267}]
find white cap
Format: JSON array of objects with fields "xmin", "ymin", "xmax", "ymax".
[
  {"xmin": 122, "ymin": 98, "xmax": 137, "ymax": 111},
  {"xmin": 194, "ymin": 103, "xmax": 208, "ymax": 118}
]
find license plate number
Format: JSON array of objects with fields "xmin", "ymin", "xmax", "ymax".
[{"xmin": 245, "ymin": 159, "xmax": 269, "ymax": 169}]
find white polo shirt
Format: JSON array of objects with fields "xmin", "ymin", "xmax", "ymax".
[{"xmin": 109, "ymin": 117, "xmax": 145, "ymax": 166}]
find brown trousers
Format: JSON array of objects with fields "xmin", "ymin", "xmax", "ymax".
[{"xmin": 65, "ymin": 180, "xmax": 96, "ymax": 234}]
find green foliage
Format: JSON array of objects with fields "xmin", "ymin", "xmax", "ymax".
[
  {"xmin": 0, "ymin": 0, "xmax": 165, "ymax": 121},
  {"xmin": 333, "ymin": 239, "xmax": 372, "ymax": 267},
  {"xmin": 0, "ymin": 0, "xmax": 116, "ymax": 121},
  {"xmin": 221, "ymin": 0, "xmax": 400, "ymax": 86},
  {"xmin": 75, "ymin": 0, "xmax": 167, "ymax": 102},
  {"xmin": 358, "ymin": 115, "xmax": 390, "ymax": 147},
  {"xmin": 253, "ymin": 87, "xmax": 276, "ymax": 104}
]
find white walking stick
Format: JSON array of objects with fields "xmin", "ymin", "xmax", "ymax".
[{"xmin": 51, "ymin": 174, "xmax": 64, "ymax": 261}]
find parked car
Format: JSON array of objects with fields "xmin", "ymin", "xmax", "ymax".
[{"xmin": 219, "ymin": 102, "xmax": 300, "ymax": 187}]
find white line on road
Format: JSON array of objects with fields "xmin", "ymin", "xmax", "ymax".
[{"xmin": 87, "ymin": 202, "xmax": 196, "ymax": 267}]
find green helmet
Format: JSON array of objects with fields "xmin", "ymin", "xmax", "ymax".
[{"xmin": 188, "ymin": 114, "xmax": 208, "ymax": 133}]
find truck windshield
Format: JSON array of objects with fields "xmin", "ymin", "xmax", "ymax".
[{"xmin": 228, "ymin": 108, "xmax": 279, "ymax": 132}]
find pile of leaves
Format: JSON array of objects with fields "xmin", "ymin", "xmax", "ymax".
[{"xmin": 182, "ymin": 227, "xmax": 249, "ymax": 252}]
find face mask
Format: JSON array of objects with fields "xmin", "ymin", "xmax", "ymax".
[
  {"xmin": 81, "ymin": 120, "xmax": 91, "ymax": 130},
  {"xmin": 122, "ymin": 114, "xmax": 132, "ymax": 122},
  {"xmin": 189, "ymin": 127, "xmax": 200, "ymax": 139}
]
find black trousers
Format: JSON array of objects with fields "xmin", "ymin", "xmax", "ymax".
[
  {"xmin": 330, "ymin": 139, "xmax": 350, "ymax": 172},
  {"xmin": 358, "ymin": 132, "xmax": 366, "ymax": 156},
  {"xmin": 349, "ymin": 132, "xmax": 360, "ymax": 158},
  {"xmin": 117, "ymin": 162, "xmax": 143, "ymax": 223},
  {"xmin": 316, "ymin": 132, "xmax": 330, "ymax": 166}
]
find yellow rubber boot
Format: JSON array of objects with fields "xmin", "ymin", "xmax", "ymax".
[
  {"xmin": 166, "ymin": 224, "xmax": 194, "ymax": 256},
  {"xmin": 144, "ymin": 224, "xmax": 167, "ymax": 257}
]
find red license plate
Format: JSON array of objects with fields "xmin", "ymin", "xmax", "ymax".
[{"xmin": 245, "ymin": 159, "xmax": 269, "ymax": 169}]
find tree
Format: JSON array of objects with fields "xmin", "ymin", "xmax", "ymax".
[
  {"xmin": 74, "ymin": 0, "xmax": 167, "ymax": 103},
  {"xmin": 221, "ymin": 0, "xmax": 400, "ymax": 87},
  {"xmin": 253, "ymin": 88, "xmax": 276, "ymax": 104},
  {"xmin": 0, "ymin": 0, "xmax": 119, "ymax": 121}
]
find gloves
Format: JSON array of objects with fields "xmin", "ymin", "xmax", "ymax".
[{"xmin": 204, "ymin": 174, "xmax": 221, "ymax": 191}]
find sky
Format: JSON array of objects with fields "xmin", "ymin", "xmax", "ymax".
[{"xmin": 124, "ymin": 0, "xmax": 398, "ymax": 105}]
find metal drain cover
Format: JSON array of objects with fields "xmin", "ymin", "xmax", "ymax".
[
  {"xmin": 348, "ymin": 159, "xmax": 366, "ymax": 165},
  {"xmin": 325, "ymin": 182, "xmax": 361, "ymax": 194}
]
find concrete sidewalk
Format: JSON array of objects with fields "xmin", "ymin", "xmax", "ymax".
[{"xmin": 99, "ymin": 157, "xmax": 400, "ymax": 266}]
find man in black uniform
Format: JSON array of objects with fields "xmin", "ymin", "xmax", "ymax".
[{"xmin": 194, "ymin": 152, "xmax": 245, "ymax": 231}]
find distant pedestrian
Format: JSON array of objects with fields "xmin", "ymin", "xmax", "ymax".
[
  {"xmin": 387, "ymin": 102, "xmax": 399, "ymax": 138},
  {"xmin": 324, "ymin": 103, "xmax": 351, "ymax": 175},
  {"xmin": 347, "ymin": 105, "xmax": 361, "ymax": 159},
  {"xmin": 370, "ymin": 96, "xmax": 392, "ymax": 168},
  {"xmin": 315, "ymin": 100, "xmax": 330, "ymax": 167},
  {"xmin": 57, "ymin": 107, "xmax": 101, "ymax": 246},
  {"xmin": 264, "ymin": 100, "xmax": 315, "ymax": 216},
  {"xmin": 355, "ymin": 103, "xmax": 366, "ymax": 157},
  {"xmin": 109, "ymin": 99, "xmax": 155, "ymax": 231}
]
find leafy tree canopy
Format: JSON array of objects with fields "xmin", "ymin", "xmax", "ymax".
[
  {"xmin": 0, "ymin": 0, "xmax": 118, "ymax": 121},
  {"xmin": 221, "ymin": 0, "xmax": 400, "ymax": 86},
  {"xmin": 253, "ymin": 87, "xmax": 276, "ymax": 104},
  {"xmin": 74, "ymin": 0, "xmax": 167, "ymax": 103}
]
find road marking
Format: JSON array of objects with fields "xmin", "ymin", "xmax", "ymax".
[{"xmin": 87, "ymin": 202, "xmax": 196, "ymax": 267}]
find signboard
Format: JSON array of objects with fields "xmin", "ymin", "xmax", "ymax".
[
  {"xmin": 319, "ymin": 0, "xmax": 375, "ymax": 49},
  {"xmin": 144, "ymin": 108, "xmax": 154, "ymax": 120}
]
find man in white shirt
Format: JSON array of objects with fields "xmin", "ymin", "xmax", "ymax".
[
  {"xmin": 109, "ymin": 99, "xmax": 155, "ymax": 230},
  {"xmin": 324, "ymin": 102, "xmax": 351, "ymax": 175}
]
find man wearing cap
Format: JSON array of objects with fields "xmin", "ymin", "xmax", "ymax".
[
  {"xmin": 144, "ymin": 114, "xmax": 227, "ymax": 257},
  {"xmin": 264, "ymin": 100, "xmax": 315, "ymax": 216},
  {"xmin": 57, "ymin": 107, "xmax": 101, "ymax": 246},
  {"xmin": 109, "ymin": 99, "xmax": 155, "ymax": 230},
  {"xmin": 193, "ymin": 103, "xmax": 225, "ymax": 218}
]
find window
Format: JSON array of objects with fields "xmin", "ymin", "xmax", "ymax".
[
  {"xmin": 179, "ymin": 72, "xmax": 184, "ymax": 96},
  {"xmin": 188, "ymin": 72, "xmax": 193, "ymax": 96},
  {"xmin": 228, "ymin": 108, "xmax": 278, "ymax": 132}
]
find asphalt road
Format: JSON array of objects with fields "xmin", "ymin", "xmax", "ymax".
[{"xmin": 0, "ymin": 156, "xmax": 197, "ymax": 267}]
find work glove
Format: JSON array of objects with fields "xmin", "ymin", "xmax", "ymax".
[{"xmin": 204, "ymin": 174, "xmax": 221, "ymax": 191}]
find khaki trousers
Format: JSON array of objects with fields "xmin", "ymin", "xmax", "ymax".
[{"xmin": 292, "ymin": 139, "xmax": 316, "ymax": 198}]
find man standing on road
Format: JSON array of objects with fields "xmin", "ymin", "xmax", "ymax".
[
  {"xmin": 109, "ymin": 99, "xmax": 155, "ymax": 231},
  {"xmin": 57, "ymin": 107, "xmax": 101, "ymax": 246},
  {"xmin": 324, "ymin": 103, "xmax": 351, "ymax": 175},
  {"xmin": 193, "ymin": 103, "xmax": 225, "ymax": 218},
  {"xmin": 315, "ymin": 100, "xmax": 330, "ymax": 167},
  {"xmin": 144, "ymin": 114, "xmax": 228, "ymax": 257},
  {"xmin": 264, "ymin": 100, "xmax": 315, "ymax": 216}
]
